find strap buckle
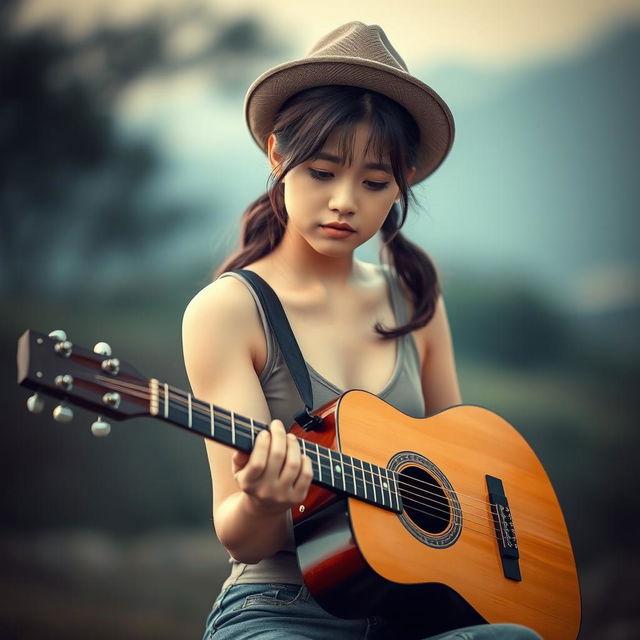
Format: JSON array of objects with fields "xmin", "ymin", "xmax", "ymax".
[{"xmin": 294, "ymin": 407, "xmax": 323, "ymax": 432}]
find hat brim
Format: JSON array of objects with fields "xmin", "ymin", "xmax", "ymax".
[{"xmin": 244, "ymin": 57, "xmax": 455, "ymax": 184}]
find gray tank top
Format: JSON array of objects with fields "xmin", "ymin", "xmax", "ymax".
[{"xmin": 217, "ymin": 265, "xmax": 425, "ymax": 589}]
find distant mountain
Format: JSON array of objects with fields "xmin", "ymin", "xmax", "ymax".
[{"xmin": 412, "ymin": 20, "xmax": 639, "ymax": 312}]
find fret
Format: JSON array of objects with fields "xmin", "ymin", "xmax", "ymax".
[
  {"xmin": 307, "ymin": 442, "xmax": 321, "ymax": 480},
  {"xmin": 335, "ymin": 451, "xmax": 346, "ymax": 491},
  {"xmin": 250, "ymin": 417, "xmax": 255, "ymax": 445},
  {"xmin": 329, "ymin": 450, "xmax": 336, "ymax": 488},
  {"xmin": 188, "ymin": 393, "xmax": 192, "ymax": 428},
  {"xmin": 356, "ymin": 458, "xmax": 367, "ymax": 500},
  {"xmin": 342, "ymin": 453, "xmax": 355, "ymax": 496},
  {"xmin": 214, "ymin": 408, "xmax": 232, "ymax": 447},
  {"xmin": 231, "ymin": 411, "xmax": 236, "ymax": 445},
  {"xmin": 235, "ymin": 418, "xmax": 253, "ymax": 452},
  {"xmin": 382, "ymin": 467, "xmax": 396, "ymax": 511},
  {"xmin": 378, "ymin": 465, "xmax": 390, "ymax": 508},
  {"xmin": 315, "ymin": 443, "xmax": 323, "ymax": 483},
  {"xmin": 163, "ymin": 383, "xmax": 169, "ymax": 419},
  {"xmin": 364, "ymin": 461, "xmax": 377, "ymax": 503},
  {"xmin": 389, "ymin": 469, "xmax": 401, "ymax": 512},
  {"xmin": 210, "ymin": 404, "xmax": 214, "ymax": 437}
]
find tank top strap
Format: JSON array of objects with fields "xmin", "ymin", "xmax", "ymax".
[
  {"xmin": 379, "ymin": 263, "xmax": 410, "ymax": 326},
  {"xmin": 379, "ymin": 263, "xmax": 423, "ymax": 384}
]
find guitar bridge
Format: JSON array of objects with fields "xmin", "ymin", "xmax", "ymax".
[{"xmin": 486, "ymin": 475, "xmax": 521, "ymax": 581}]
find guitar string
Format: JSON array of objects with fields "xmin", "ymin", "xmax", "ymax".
[
  {"xmin": 92, "ymin": 375, "xmax": 502, "ymax": 525},
  {"xmin": 159, "ymin": 380, "xmax": 501, "ymax": 512},
  {"xmin": 93, "ymin": 376, "xmax": 504, "ymax": 526},
  {"xmin": 87, "ymin": 365, "xmax": 503, "ymax": 511},
  {"xmin": 93, "ymin": 375, "xmax": 498, "ymax": 519},
  {"xmin": 94, "ymin": 378, "xmax": 502, "ymax": 535},
  {"xmin": 87, "ymin": 367, "xmax": 500, "ymax": 538},
  {"xmin": 91, "ymin": 378, "xmax": 510, "ymax": 537},
  {"xmin": 399, "ymin": 495, "xmax": 500, "ymax": 541},
  {"xmin": 91, "ymin": 378, "xmax": 500, "ymax": 539},
  {"xmin": 93, "ymin": 375, "xmax": 503, "ymax": 527}
]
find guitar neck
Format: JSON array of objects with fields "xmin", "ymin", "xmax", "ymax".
[{"xmin": 149, "ymin": 379, "xmax": 402, "ymax": 513}]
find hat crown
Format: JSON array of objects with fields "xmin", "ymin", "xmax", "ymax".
[
  {"xmin": 243, "ymin": 21, "xmax": 454, "ymax": 183},
  {"xmin": 307, "ymin": 21, "xmax": 409, "ymax": 73}
]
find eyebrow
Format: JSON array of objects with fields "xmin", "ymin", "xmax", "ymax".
[{"xmin": 312, "ymin": 151, "xmax": 393, "ymax": 174}]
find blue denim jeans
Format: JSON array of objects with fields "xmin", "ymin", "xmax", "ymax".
[{"xmin": 202, "ymin": 582, "xmax": 543, "ymax": 640}]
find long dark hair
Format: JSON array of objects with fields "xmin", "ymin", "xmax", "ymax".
[{"xmin": 216, "ymin": 85, "xmax": 440, "ymax": 339}]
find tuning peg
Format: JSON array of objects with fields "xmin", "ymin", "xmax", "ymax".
[
  {"xmin": 27, "ymin": 393, "xmax": 45, "ymax": 414},
  {"xmin": 48, "ymin": 329, "xmax": 68, "ymax": 341},
  {"xmin": 53, "ymin": 404, "xmax": 74, "ymax": 423},
  {"xmin": 101, "ymin": 358, "xmax": 120, "ymax": 375},
  {"xmin": 91, "ymin": 417, "xmax": 111, "ymax": 437},
  {"xmin": 93, "ymin": 342, "xmax": 112, "ymax": 356}
]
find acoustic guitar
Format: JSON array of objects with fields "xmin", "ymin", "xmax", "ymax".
[{"xmin": 17, "ymin": 329, "xmax": 581, "ymax": 639}]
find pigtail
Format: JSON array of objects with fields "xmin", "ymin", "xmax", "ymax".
[
  {"xmin": 376, "ymin": 203, "xmax": 440, "ymax": 339},
  {"xmin": 213, "ymin": 182, "xmax": 287, "ymax": 279}
]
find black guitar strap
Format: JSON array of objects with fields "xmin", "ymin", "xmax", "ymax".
[{"xmin": 232, "ymin": 269, "xmax": 322, "ymax": 431}]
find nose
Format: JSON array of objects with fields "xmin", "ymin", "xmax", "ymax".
[{"xmin": 328, "ymin": 178, "xmax": 357, "ymax": 216}]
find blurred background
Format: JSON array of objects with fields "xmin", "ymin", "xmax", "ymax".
[{"xmin": 2, "ymin": 0, "xmax": 639, "ymax": 638}]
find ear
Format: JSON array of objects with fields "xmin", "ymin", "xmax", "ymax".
[
  {"xmin": 395, "ymin": 166, "xmax": 417, "ymax": 202},
  {"xmin": 267, "ymin": 134, "xmax": 284, "ymax": 175}
]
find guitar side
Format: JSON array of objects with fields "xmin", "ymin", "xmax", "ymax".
[{"xmin": 291, "ymin": 391, "xmax": 581, "ymax": 640}]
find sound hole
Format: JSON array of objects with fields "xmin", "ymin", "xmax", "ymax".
[{"xmin": 399, "ymin": 465, "xmax": 451, "ymax": 534}]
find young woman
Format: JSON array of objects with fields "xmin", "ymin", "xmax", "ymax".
[{"xmin": 183, "ymin": 22, "xmax": 541, "ymax": 640}]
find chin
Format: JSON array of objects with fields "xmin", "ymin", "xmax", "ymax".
[{"xmin": 312, "ymin": 240, "xmax": 360, "ymax": 258}]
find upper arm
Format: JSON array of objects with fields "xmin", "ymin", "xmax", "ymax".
[
  {"xmin": 418, "ymin": 295, "xmax": 462, "ymax": 415},
  {"xmin": 182, "ymin": 276, "xmax": 271, "ymax": 516}
]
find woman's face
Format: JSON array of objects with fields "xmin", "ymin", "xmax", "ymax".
[{"xmin": 268, "ymin": 122, "xmax": 415, "ymax": 258}]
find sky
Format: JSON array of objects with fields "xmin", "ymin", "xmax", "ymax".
[{"xmin": 19, "ymin": 0, "xmax": 640, "ymax": 69}]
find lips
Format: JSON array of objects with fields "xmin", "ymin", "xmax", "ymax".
[{"xmin": 321, "ymin": 222, "xmax": 355, "ymax": 232}]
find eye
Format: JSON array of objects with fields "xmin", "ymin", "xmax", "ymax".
[
  {"xmin": 308, "ymin": 168, "xmax": 333, "ymax": 180},
  {"xmin": 365, "ymin": 180, "xmax": 389, "ymax": 191}
]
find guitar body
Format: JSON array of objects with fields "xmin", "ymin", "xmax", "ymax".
[{"xmin": 291, "ymin": 390, "xmax": 581, "ymax": 640}]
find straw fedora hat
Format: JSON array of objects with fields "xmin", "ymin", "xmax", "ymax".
[{"xmin": 244, "ymin": 21, "xmax": 455, "ymax": 184}]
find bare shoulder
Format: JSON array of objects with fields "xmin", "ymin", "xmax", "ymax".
[
  {"xmin": 183, "ymin": 274, "xmax": 259, "ymax": 323},
  {"xmin": 182, "ymin": 274, "xmax": 266, "ymax": 386}
]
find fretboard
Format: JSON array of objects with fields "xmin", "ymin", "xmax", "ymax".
[{"xmin": 149, "ymin": 379, "xmax": 402, "ymax": 513}]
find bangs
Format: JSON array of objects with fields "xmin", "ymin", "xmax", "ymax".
[
  {"xmin": 272, "ymin": 86, "xmax": 418, "ymax": 186},
  {"xmin": 329, "ymin": 114, "xmax": 393, "ymax": 169}
]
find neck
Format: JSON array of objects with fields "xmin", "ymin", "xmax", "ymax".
[{"xmin": 270, "ymin": 226, "xmax": 358, "ymax": 289}]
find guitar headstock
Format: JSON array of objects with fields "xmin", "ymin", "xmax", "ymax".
[{"xmin": 17, "ymin": 329, "xmax": 151, "ymax": 436}]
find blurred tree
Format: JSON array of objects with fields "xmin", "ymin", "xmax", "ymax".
[
  {"xmin": 0, "ymin": 0, "xmax": 281, "ymax": 299},
  {"xmin": 445, "ymin": 271, "xmax": 574, "ymax": 368}
]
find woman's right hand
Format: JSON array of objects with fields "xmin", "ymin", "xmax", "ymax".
[{"xmin": 232, "ymin": 419, "xmax": 314, "ymax": 516}]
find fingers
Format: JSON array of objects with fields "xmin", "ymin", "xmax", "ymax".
[
  {"xmin": 261, "ymin": 420, "xmax": 289, "ymax": 482},
  {"xmin": 234, "ymin": 419, "xmax": 314, "ymax": 510},
  {"xmin": 231, "ymin": 450, "xmax": 251, "ymax": 475},
  {"xmin": 235, "ymin": 428, "xmax": 270, "ymax": 482},
  {"xmin": 292, "ymin": 453, "xmax": 314, "ymax": 500},
  {"xmin": 278, "ymin": 433, "xmax": 302, "ymax": 485}
]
